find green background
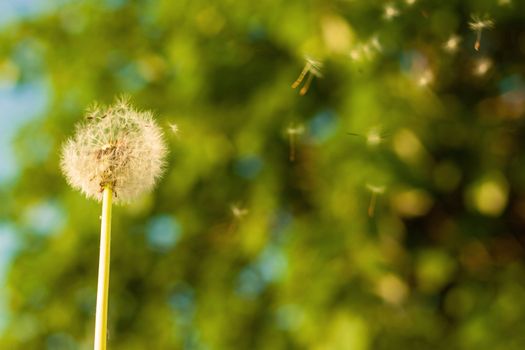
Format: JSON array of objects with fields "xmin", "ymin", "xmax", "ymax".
[{"xmin": 2, "ymin": 0, "xmax": 525, "ymax": 349}]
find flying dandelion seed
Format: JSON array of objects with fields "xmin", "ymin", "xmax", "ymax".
[
  {"xmin": 417, "ymin": 69, "xmax": 434, "ymax": 87},
  {"xmin": 168, "ymin": 123, "xmax": 180, "ymax": 137},
  {"xmin": 367, "ymin": 130, "xmax": 382, "ymax": 146},
  {"xmin": 365, "ymin": 45, "xmax": 374, "ymax": 59},
  {"xmin": 286, "ymin": 124, "xmax": 304, "ymax": 161},
  {"xmin": 349, "ymin": 46, "xmax": 371, "ymax": 62},
  {"xmin": 61, "ymin": 97, "xmax": 168, "ymax": 204},
  {"xmin": 291, "ymin": 56, "xmax": 323, "ymax": 95},
  {"xmin": 474, "ymin": 57, "xmax": 492, "ymax": 76},
  {"xmin": 443, "ymin": 35, "xmax": 461, "ymax": 53},
  {"xmin": 231, "ymin": 204, "xmax": 249, "ymax": 219},
  {"xmin": 349, "ymin": 37, "xmax": 382, "ymax": 62},
  {"xmin": 226, "ymin": 203, "xmax": 249, "ymax": 234},
  {"xmin": 469, "ymin": 15, "xmax": 494, "ymax": 51},
  {"xmin": 383, "ymin": 4, "xmax": 399, "ymax": 21},
  {"xmin": 349, "ymin": 49, "xmax": 362, "ymax": 61},
  {"xmin": 370, "ymin": 36, "xmax": 382, "ymax": 52},
  {"xmin": 347, "ymin": 127, "xmax": 386, "ymax": 147},
  {"xmin": 366, "ymin": 184, "xmax": 386, "ymax": 217},
  {"xmin": 366, "ymin": 128, "xmax": 384, "ymax": 147}
]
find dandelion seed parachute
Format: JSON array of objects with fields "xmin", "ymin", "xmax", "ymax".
[
  {"xmin": 60, "ymin": 98, "xmax": 168, "ymax": 204},
  {"xmin": 468, "ymin": 15, "xmax": 494, "ymax": 51}
]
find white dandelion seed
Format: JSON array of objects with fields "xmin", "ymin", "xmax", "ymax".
[
  {"xmin": 417, "ymin": 69, "xmax": 434, "ymax": 87},
  {"xmin": 469, "ymin": 14, "xmax": 494, "ymax": 51},
  {"xmin": 286, "ymin": 123, "xmax": 305, "ymax": 161},
  {"xmin": 291, "ymin": 56, "xmax": 323, "ymax": 96},
  {"xmin": 366, "ymin": 127, "xmax": 384, "ymax": 147},
  {"xmin": 370, "ymin": 36, "xmax": 382, "ymax": 52},
  {"xmin": 474, "ymin": 57, "xmax": 492, "ymax": 76},
  {"xmin": 383, "ymin": 4, "xmax": 400, "ymax": 21},
  {"xmin": 349, "ymin": 48, "xmax": 362, "ymax": 61},
  {"xmin": 169, "ymin": 122, "xmax": 180, "ymax": 137},
  {"xmin": 347, "ymin": 127, "xmax": 386, "ymax": 147},
  {"xmin": 367, "ymin": 184, "xmax": 386, "ymax": 194},
  {"xmin": 231, "ymin": 204, "xmax": 249, "ymax": 219},
  {"xmin": 60, "ymin": 97, "xmax": 168, "ymax": 204},
  {"xmin": 349, "ymin": 36, "xmax": 382, "ymax": 62},
  {"xmin": 443, "ymin": 34, "xmax": 461, "ymax": 53},
  {"xmin": 362, "ymin": 44, "xmax": 373, "ymax": 58},
  {"xmin": 366, "ymin": 184, "xmax": 386, "ymax": 217}
]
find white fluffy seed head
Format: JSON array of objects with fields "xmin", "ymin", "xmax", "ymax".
[{"xmin": 60, "ymin": 98, "xmax": 168, "ymax": 204}]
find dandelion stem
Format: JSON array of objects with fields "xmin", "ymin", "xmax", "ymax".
[{"xmin": 94, "ymin": 186, "xmax": 113, "ymax": 350}]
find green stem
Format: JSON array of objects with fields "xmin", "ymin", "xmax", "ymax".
[{"xmin": 94, "ymin": 187, "xmax": 113, "ymax": 350}]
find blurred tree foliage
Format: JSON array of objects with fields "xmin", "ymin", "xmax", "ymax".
[{"xmin": 2, "ymin": 0, "xmax": 525, "ymax": 349}]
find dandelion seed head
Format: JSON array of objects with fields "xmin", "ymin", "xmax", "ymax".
[{"xmin": 60, "ymin": 97, "xmax": 168, "ymax": 204}]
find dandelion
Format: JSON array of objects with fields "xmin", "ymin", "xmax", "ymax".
[
  {"xmin": 443, "ymin": 34, "xmax": 461, "ymax": 53},
  {"xmin": 366, "ymin": 184, "xmax": 386, "ymax": 217},
  {"xmin": 474, "ymin": 57, "xmax": 492, "ymax": 76},
  {"xmin": 291, "ymin": 56, "xmax": 323, "ymax": 95},
  {"xmin": 60, "ymin": 97, "xmax": 168, "ymax": 350},
  {"xmin": 469, "ymin": 14, "xmax": 494, "ymax": 51},
  {"xmin": 286, "ymin": 123, "xmax": 304, "ymax": 161},
  {"xmin": 383, "ymin": 4, "xmax": 399, "ymax": 21}
]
